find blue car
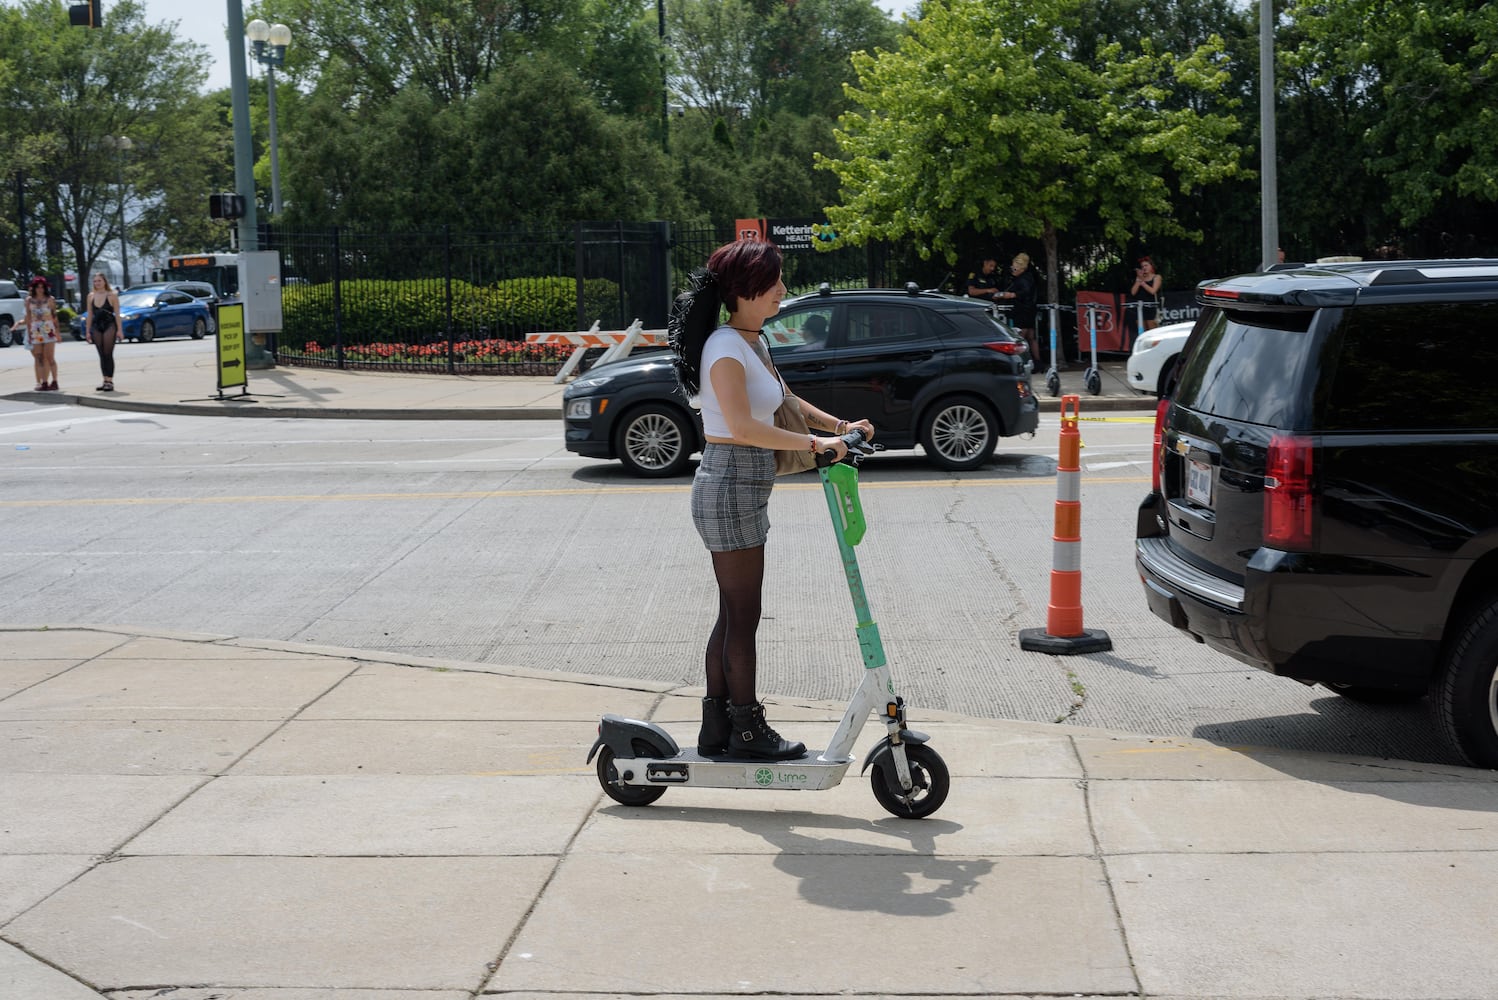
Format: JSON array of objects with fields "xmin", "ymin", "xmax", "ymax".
[{"xmin": 114, "ymin": 287, "xmax": 212, "ymax": 342}]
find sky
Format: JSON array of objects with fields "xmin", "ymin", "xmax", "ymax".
[{"xmin": 154, "ymin": 0, "xmax": 921, "ymax": 95}]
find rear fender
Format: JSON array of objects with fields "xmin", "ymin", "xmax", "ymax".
[{"xmin": 586, "ymin": 713, "xmax": 680, "ymax": 763}]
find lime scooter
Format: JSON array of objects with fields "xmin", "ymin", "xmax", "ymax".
[{"xmin": 587, "ymin": 429, "xmax": 951, "ymax": 819}]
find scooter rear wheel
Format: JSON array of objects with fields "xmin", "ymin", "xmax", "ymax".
[
  {"xmin": 870, "ymin": 742, "xmax": 949, "ymax": 818},
  {"xmin": 595, "ymin": 746, "xmax": 667, "ymax": 806}
]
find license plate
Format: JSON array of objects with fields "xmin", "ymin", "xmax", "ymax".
[{"xmin": 1187, "ymin": 458, "xmax": 1213, "ymax": 507}]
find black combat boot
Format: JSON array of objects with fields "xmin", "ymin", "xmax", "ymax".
[
  {"xmin": 697, "ymin": 696, "xmax": 732, "ymax": 756},
  {"xmin": 727, "ymin": 701, "xmax": 807, "ymax": 760}
]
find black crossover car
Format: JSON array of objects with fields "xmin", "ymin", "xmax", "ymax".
[
  {"xmin": 563, "ymin": 284, "xmax": 1039, "ymax": 476},
  {"xmin": 1135, "ymin": 258, "xmax": 1498, "ymax": 767}
]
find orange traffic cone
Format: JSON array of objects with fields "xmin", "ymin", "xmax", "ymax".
[{"xmin": 1019, "ymin": 395, "xmax": 1112, "ymax": 655}]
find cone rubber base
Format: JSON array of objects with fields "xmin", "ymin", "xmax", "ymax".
[{"xmin": 1018, "ymin": 627, "xmax": 1113, "ymax": 655}]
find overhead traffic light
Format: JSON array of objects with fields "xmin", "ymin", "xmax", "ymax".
[
  {"xmin": 68, "ymin": 1, "xmax": 102, "ymax": 28},
  {"xmin": 209, "ymin": 193, "xmax": 246, "ymax": 220}
]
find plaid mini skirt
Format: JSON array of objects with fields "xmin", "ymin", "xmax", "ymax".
[{"xmin": 691, "ymin": 443, "xmax": 775, "ymax": 551}]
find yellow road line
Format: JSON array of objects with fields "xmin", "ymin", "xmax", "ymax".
[{"xmin": 0, "ymin": 475, "xmax": 1150, "ymax": 508}]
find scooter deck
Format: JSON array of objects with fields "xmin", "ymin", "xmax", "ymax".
[{"xmin": 610, "ymin": 749, "xmax": 855, "ymax": 792}]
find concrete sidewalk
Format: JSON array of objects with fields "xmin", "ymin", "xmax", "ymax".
[
  {"xmin": 4, "ymin": 625, "xmax": 1498, "ymax": 998},
  {"xmin": 0, "ymin": 344, "xmax": 1155, "ymax": 419}
]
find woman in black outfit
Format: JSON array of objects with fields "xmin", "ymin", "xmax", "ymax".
[
  {"xmin": 998, "ymin": 252, "xmax": 1040, "ymax": 362},
  {"xmin": 85, "ymin": 273, "xmax": 123, "ymax": 392}
]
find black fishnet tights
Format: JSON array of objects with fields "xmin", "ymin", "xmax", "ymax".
[
  {"xmin": 704, "ymin": 545, "xmax": 765, "ymax": 705},
  {"xmin": 93, "ymin": 326, "xmax": 118, "ymax": 378}
]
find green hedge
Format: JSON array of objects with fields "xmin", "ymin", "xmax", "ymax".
[{"xmin": 282, "ymin": 276, "xmax": 621, "ymax": 347}]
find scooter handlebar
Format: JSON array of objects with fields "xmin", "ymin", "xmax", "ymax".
[{"xmin": 816, "ymin": 427, "xmax": 880, "ymax": 468}]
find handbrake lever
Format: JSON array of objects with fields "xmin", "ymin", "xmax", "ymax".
[{"xmin": 817, "ymin": 427, "xmax": 882, "ymax": 468}]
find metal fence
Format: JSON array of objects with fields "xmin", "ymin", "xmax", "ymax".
[
  {"xmin": 262, "ymin": 219, "xmax": 1299, "ymax": 375},
  {"xmin": 266, "ymin": 222, "xmax": 917, "ymax": 374}
]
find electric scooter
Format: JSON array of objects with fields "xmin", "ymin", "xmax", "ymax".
[
  {"xmin": 1040, "ymin": 301, "xmax": 1072, "ymax": 398},
  {"xmin": 1079, "ymin": 301, "xmax": 1106, "ymax": 396},
  {"xmin": 587, "ymin": 429, "xmax": 951, "ymax": 819}
]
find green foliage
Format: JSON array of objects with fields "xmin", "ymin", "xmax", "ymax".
[
  {"xmin": 1288, "ymin": 0, "xmax": 1498, "ymax": 226},
  {"xmin": 280, "ymin": 276, "xmax": 621, "ymax": 345},
  {"xmin": 821, "ymin": 0, "xmax": 1244, "ymax": 283},
  {"xmin": 284, "ymin": 53, "xmax": 683, "ymax": 231},
  {"xmin": 261, "ymin": 0, "xmax": 581, "ymax": 104},
  {"xmin": 0, "ymin": 0, "xmax": 222, "ymax": 283}
]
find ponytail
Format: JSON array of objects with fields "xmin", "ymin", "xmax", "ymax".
[{"xmin": 668, "ymin": 267, "xmax": 722, "ymax": 397}]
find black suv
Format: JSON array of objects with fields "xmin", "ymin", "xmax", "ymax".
[
  {"xmin": 1135, "ymin": 259, "xmax": 1498, "ymax": 767},
  {"xmin": 563, "ymin": 285, "xmax": 1039, "ymax": 476}
]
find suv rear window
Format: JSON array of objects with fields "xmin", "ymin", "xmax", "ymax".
[
  {"xmin": 1319, "ymin": 301, "xmax": 1498, "ymax": 431},
  {"xmin": 1172, "ymin": 308, "xmax": 1315, "ymax": 426}
]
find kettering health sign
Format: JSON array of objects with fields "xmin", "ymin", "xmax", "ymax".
[{"xmin": 735, "ymin": 217, "xmax": 838, "ymax": 252}]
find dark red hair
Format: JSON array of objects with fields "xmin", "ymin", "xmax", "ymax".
[
  {"xmin": 706, "ymin": 239, "xmax": 782, "ymax": 311},
  {"xmin": 669, "ymin": 239, "xmax": 783, "ymax": 396}
]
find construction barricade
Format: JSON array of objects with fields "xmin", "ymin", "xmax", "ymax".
[{"xmin": 525, "ymin": 319, "xmax": 669, "ymax": 383}]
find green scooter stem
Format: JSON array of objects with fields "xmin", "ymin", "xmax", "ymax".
[{"xmin": 819, "ymin": 461, "xmax": 886, "ymax": 671}]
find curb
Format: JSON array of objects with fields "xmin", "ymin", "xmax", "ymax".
[{"xmin": 3, "ymin": 389, "xmax": 1158, "ymax": 420}]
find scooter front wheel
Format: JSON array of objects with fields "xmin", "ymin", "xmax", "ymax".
[
  {"xmin": 595, "ymin": 746, "xmax": 667, "ymax": 806},
  {"xmin": 870, "ymin": 742, "xmax": 949, "ymax": 818}
]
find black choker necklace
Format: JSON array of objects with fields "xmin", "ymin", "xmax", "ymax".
[{"xmin": 729, "ymin": 324, "xmax": 763, "ymax": 335}]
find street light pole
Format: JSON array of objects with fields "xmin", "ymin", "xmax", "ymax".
[
  {"xmin": 1260, "ymin": 0, "xmax": 1279, "ymax": 271},
  {"xmin": 266, "ymin": 62, "xmax": 281, "ymax": 214},
  {"xmin": 110, "ymin": 135, "xmax": 132, "ymax": 287},
  {"xmin": 247, "ymin": 19, "xmax": 291, "ymax": 217}
]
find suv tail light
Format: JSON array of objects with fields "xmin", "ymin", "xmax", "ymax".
[
  {"xmin": 982, "ymin": 341, "xmax": 1023, "ymax": 355},
  {"xmin": 1264, "ymin": 434, "xmax": 1314, "ymax": 550},
  {"xmin": 1152, "ymin": 398, "xmax": 1169, "ymax": 493}
]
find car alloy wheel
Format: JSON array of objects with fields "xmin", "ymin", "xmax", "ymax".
[
  {"xmin": 617, "ymin": 404, "xmax": 693, "ymax": 477},
  {"xmin": 921, "ymin": 396, "xmax": 998, "ymax": 471}
]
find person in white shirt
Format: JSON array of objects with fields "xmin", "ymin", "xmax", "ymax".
[{"xmin": 669, "ymin": 238, "xmax": 874, "ymax": 760}]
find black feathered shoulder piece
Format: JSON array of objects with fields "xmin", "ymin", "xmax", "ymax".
[{"xmin": 668, "ymin": 267, "xmax": 722, "ymax": 397}]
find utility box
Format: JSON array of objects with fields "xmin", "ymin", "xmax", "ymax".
[{"xmin": 237, "ymin": 251, "xmax": 283, "ymax": 332}]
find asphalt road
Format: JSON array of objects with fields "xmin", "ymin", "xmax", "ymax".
[{"xmin": 0, "ymin": 393, "xmax": 1464, "ymax": 766}]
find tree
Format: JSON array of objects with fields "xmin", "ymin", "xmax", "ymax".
[
  {"xmin": 1286, "ymin": 0, "xmax": 1498, "ymax": 241},
  {"xmin": 0, "ymin": 0, "xmax": 220, "ymax": 287},
  {"xmin": 819, "ymin": 0, "xmax": 1244, "ymax": 299},
  {"xmin": 283, "ymin": 54, "xmax": 684, "ymax": 231},
  {"xmin": 264, "ymin": 0, "xmax": 582, "ymax": 104},
  {"xmin": 668, "ymin": 0, "xmax": 761, "ymax": 123},
  {"xmin": 669, "ymin": 0, "xmax": 900, "ymax": 122}
]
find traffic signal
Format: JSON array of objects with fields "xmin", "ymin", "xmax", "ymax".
[
  {"xmin": 209, "ymin": 193, "xmax": 246, "ymax": 220},
  {"xmin": 68, "ymin": 1, "xmax": 102, "ymax": 28}
]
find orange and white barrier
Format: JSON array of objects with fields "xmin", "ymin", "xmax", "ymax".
[
  {"xmin": 526, "ymin": 320, "xmax": 669, "ymax": 382},
  {"xmin": 1018, "ymin": 395, "xmax": 1113, "ymax": 655}
]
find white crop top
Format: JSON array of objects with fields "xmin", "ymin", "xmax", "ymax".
[{"xmin": 694, "ymin": 327, "xmax": 786, "ymax": 438}]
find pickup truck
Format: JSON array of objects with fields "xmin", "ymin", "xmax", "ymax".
[{"xmin": 0, "ymin": 280, "xmax": 24, "ymax": 348}]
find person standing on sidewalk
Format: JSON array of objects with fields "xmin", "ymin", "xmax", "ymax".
[
  {"xmin": 24, "ymin": 276, "xmax": 62, "ymax": 391},
  {"xmin": 669, "ymin": 238, "xmax": 873, "ymax": 761},
  {"xmin": 85, "ymin": 273, "xmax": 122, "ymax": 392},
  {"xmin": 1131, "ymin": 255, "xmax": 1163, "ymax": 333},
  {"xmin": 997, "ymin": 252, "xmax": 1040, "ymax": 362}
]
